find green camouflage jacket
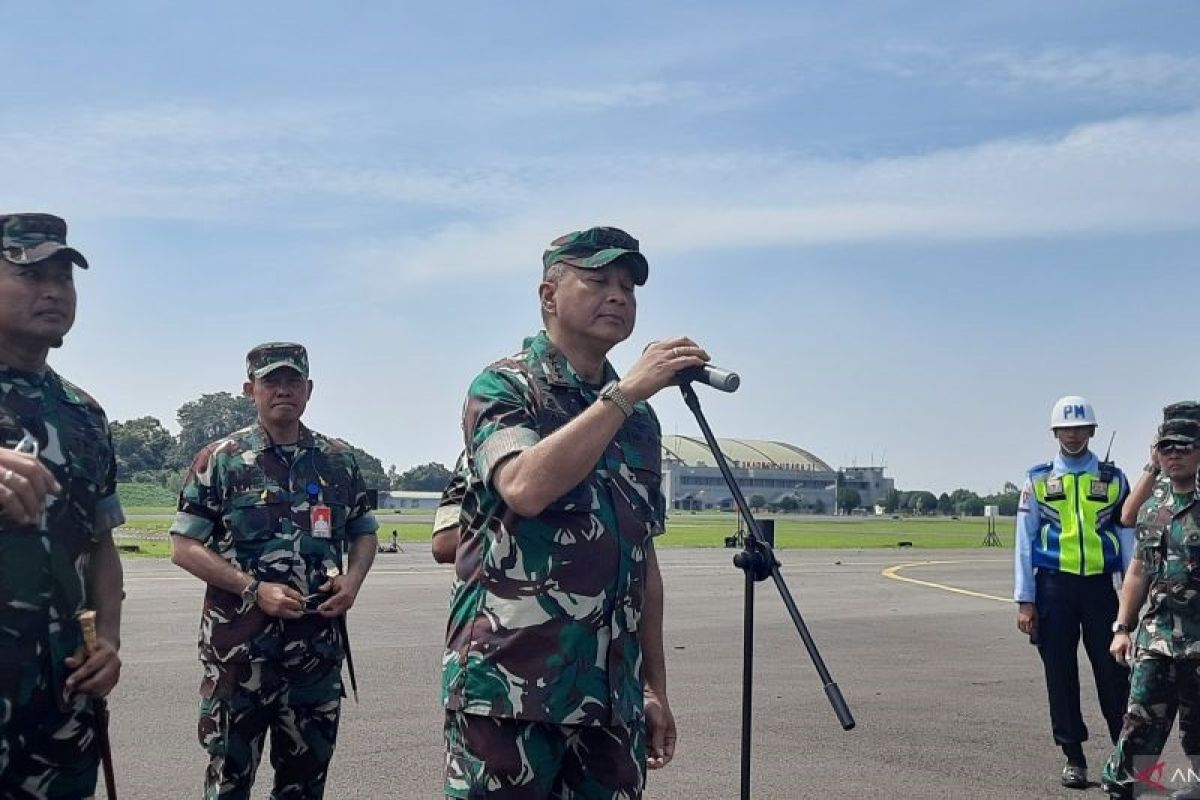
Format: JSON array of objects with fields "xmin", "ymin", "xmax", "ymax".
[
  {"xmin": 171, "ymin": 423, "xmax": 378, "ymax": 667},
  {"xmin": 1133, "ymin": 479, "xmax": 1200, "ymax": 658},
  {"xmin": 0, "ymin": 365, "xmax": 124, "ymax": 715},
  {"xmin": 433, "ymin": 451, "xmax": 468, "ymax": 536},
  {"xmin": 442, "ymin": 331, "xmax": 665, "ymax": 727}
]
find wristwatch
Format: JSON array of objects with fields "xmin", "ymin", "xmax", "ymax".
[
  {"xmin": 1111, "ymin": 621, "xmax": 1132, "ymax": 634},
  {"xmin": 599, "ymin": 381, "xmax": 635, "ymax": 419},
  {"xmin": 240, "ymin": 578, "xmax": 261, "ymax": 612}
]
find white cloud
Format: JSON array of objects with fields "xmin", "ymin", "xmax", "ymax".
[
  {"xmin": 879, "ymin": 44, "xmax": 1200, "ymax": 100},
  {"xmin": 358, "ymin": 107, "xmax": 1200, "ymax": 283},
  {"xmin": 982, "ymin": 47, "xmax": 1200, "ymax": 97},
  {"xmin": 4, "ymin": 100, "xmax": 1198, "ymax": 280}
]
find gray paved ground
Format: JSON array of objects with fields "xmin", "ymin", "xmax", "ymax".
[{"xmin": 105, "ymin": 547, "xmax": 1188, "ymax": 799}]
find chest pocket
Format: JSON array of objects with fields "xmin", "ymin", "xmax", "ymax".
[
  {"xmin": 296, "ymin": 484, "xmax": 352, "ymax": 541},
  {"xmin": 226, "ymin": 488, "xmax": 285, "ymax": 542},
  {"xmin": 55, "ymin": 411, "xmax": 110, "ymax": 548},
  {"xmin": 1184, "ymin": 530, "xmax": 1200, "ymax": 580},
  {"xmin": 543, "ymin": 481, "xmax": 597, "ymax": 514}
]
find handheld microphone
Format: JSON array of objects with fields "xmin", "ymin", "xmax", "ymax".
[{"xmin": 678, "ymin": 364, "xmax": 740, "ymax": 393}]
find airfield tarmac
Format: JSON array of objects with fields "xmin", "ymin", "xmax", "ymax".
[{"xmin": 106, "ymin": 547, "xmax": 1188, "ymax": 799}]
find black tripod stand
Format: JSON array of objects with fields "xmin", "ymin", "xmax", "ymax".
[{"xmin": 678, "ymin": 382, "xmax": 855, "ymax": 800}]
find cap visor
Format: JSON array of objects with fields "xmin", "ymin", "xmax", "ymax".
[
  {"xmin": 588, "ymin": 249, "xmax": 649, "ymax": 285},
  {"xmin": 20, "ymin": 242, "xmax": 88, "ymax": 269},
  {"xmin": 1157, "ymin": 436, "xmax": 1198, "ymax": 446},
  {"xmin": 251, "ymin": 362, "xmax": 307, "ymax": 380}
]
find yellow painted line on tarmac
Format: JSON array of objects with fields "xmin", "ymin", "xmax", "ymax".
[{"xmin": 881, "ymin": 559, "xmax": 1010, "ymax": 604}]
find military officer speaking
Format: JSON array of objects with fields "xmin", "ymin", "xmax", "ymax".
[
  {"xmin": 442, "ymin": 226, "xmax": 707, "ymax": 799},
  {"xmin": 0, "ymin": 213, "xmax": 125, "ymax": 799},
  {"xmin": 170, "ymin": 342, "xmax": 378, "ymax": 800}
]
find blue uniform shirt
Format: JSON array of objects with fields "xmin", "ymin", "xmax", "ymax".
[{"xmin": 1013, "ymin": 450, "xmax": 1135, "ymax": 603}]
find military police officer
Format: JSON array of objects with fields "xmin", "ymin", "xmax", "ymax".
[
  {"xmin": 442, "ymin": 226, "xmax": 706, "ymax": 799},
  {"xmin": 1102, "ymin": 414, "xmax": 1200, "ymax": 800},
  {"xmin": 169, "ymin": 342, "xmax": 378, "ymax": 800},
  {"xmin": 0, "ymin": 213, "xmax": 125, "ymax": 799},
  {"xmin": 1015, "ymin": 395, "xmax": 1134, "ymax": 789}
]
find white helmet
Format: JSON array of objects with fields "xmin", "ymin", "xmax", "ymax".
[{"xmin": 1050, "ymin": 395, "xmax": 1097, "ymax": 429}]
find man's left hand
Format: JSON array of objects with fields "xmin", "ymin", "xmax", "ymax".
[
  {"xmin": 64, "ymin": 638, "xmax": 121, "ymax": 698},
  {"xmin": 317, "ymin": 573, "xmax": 363, "ymax": 617},
  {"xmin": 644, "ymin": 687, "xmax": 677, "ymax": 769}
]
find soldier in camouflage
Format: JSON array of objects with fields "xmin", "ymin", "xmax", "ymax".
[
  {"xmin": 442, "ymin": 226, "xmax": 709, "ymax": 799},
  {"xmin": 0, "ymin": 213, "xmax": 125, "ymax": 799},
  {"xmin": 1102, "ymin": 416, "xmax": 1200, "ymax": 800},
  {"xmin": 431, "ymin": 451, "xmax": 467, "ymax": 564},
  {"xmin": 1121, "ymin": 402, "xmax": 1200, "ymax": 529},
  {"xmin": 170, "ymin": 342, "xmax": 378, "ymax": 800}
]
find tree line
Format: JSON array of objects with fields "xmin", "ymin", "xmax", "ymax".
[
  {"xmin": 746, "ymin": 483, "xmax": 1021, "ymax": 516},
  {"xmin": 112, "ymin": 391, "xmax": 452, "ymax": 493}
]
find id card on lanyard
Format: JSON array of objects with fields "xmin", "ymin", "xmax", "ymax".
[{"xmin": 311, "ymin": 504, "xmax": 332, "ymax": 539}]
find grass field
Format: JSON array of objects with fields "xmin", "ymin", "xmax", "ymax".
[
  {"xmin": 658, "ymin": 514, "xmax": 1010, "ymax": 549},
  {"xmin": 113, "ymin": 513, "xmax": 1011, "ymax": 557}
]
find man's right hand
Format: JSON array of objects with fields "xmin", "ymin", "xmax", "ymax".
[
  {"xmin": 1016, "ymin": 603, "xmax": 1037, "ymax": 638},
  {"xmin": 619, "ymin": 337, "xmax": 710, "ymax": 404},
  {"xmin": 255, "ymin": 583, "xmax": 304, "ymax": 619},
  {"xmin": 1110, "ymin": 632, "xmax": 1133, "ymax": 666},
  {"xmin": 0, "ymin": 449, "xmax": 59, "ymax": 527}
]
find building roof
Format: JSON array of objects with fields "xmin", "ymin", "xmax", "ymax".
[{"xmin": 661, "ymin": 435, "xmax": 833, "ymax": 472}]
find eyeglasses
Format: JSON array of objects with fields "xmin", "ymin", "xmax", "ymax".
[{"xmin": 1156, "ymin": 442, "xmax": 1196, "ymax": 454}]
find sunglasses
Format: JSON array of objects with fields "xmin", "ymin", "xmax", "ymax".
[
  {"xmin": 301, "ymin": 591, "xmax": 331, "ymax": 614},
  {"xmin": 1156, "ymin": 442, "xmax": 1196, "ymax": 454}
]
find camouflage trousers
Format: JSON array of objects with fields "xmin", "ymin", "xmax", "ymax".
[
  {"xmin": 0, "ymin": 675, "xmax": 98, "ymax": 800},
  {"xmin": 1101, "ymin": 652, "xmax": 1200, "ymax": 791},
  {"xmin": 444, "ymin": 711, "xmax": 646, "ymax": 799},
  {"xmin": 198, "ymin": 658, "xmax": 342, "ymax": 800}
]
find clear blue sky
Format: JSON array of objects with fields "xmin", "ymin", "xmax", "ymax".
[{"xmin": 4, "ymin": 1, "xmax": 1198, "ymax": 493}]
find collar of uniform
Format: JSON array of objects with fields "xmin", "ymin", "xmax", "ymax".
[
  {"xmin": 248, "ymin": 421, "xmax": 318, "ymax": 452},
  {"xmin": 1053, "ymin": 450, "xmax": 1098, "ymax": 476},
  {"xmin": 529, "ymin": 330, "xmax": 618, "ymax": 390},
  {"xmin": 0, "ymin": 362, "xmax": 51, "ymax": 389}
]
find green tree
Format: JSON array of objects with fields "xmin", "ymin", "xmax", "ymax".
[
  {"xmin": 937, "ymin": 492, "xmax": 954, "ymax": 515},
  {"xmin": 882, "ymin": 489, "xmax": 903, "ymax": 513},
  {"xmin": 173, "ymin": 392, "xmax": 256, "ymax": 466},
  {"xmin": 778, "ymin": 495, "xmax": 800, "ymax": 513},
  {"xmin": 836, "ymin": 487, "xmax": 861, "ymax": 513},
  {"xmin": 395, "ymin": 462, "xmax": 454, "ymax": 491},
  {"xmin": 749, "ymin": 494, "xmax": 766, "ymax": 511},
  {"xmin": 906, "ymin": 491, "xmax": 938, "ymax": 515},
  {"xmin": 811, "ymin": 498, "xmax": 826, "ymax": 514},
  {"xmin": 110, "ymin": 416, "xmax": 175, "ymax": 478},
  {"xmin": 344, "ymin": 444, "xmax": 388, "ymax": 490},
  {"xmin": 961, "ymin": 496, "xmax": 986, "ymax": 516}
]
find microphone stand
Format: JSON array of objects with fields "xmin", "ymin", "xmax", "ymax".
[{"xmin": 678, "ymin": 382, "xmax": 855, "ymax": 800}]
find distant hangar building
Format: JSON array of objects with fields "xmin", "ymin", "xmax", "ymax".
[{"xmin": 661, "ymin": 435, "xmax": 894, "ymax": 512}]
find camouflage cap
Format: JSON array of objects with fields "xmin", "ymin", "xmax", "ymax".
[
  {"xmin": 246, "ymin": 342, "xmax": 309, "ymax": 379},
  {"xmin": 1156, "ymin": 418, "xmax": 1200, "ymax": 446},
  {"xmin": 0, "ymin": 213, "xmax": 89, "ymax": 269},
  {"xmin": 542, "ymin": 226, "xmax": 648, "ymax": 286},
  {"xmin": 1163, "ymin": 401, "xmax": 1200, "ymax": 425}
]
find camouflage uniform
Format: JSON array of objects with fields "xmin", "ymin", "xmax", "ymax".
[
  {"xmin": 0, "ymin": 366, "xmax": 124, "ymax": 800},
  {"xmin": 432, "ymin": 451, "xmax": 468, "ymax": 541},
  {"xmin": 1102, "ymin": 422, "xmax": 1200, "ymax": 794},
  {"xmin": 171, "ymin": 408, "xmax": 377, "ymax": 800},
  {"xmin": 442, "ymin": 330, "xmax": 664, "ymax": 799}
]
